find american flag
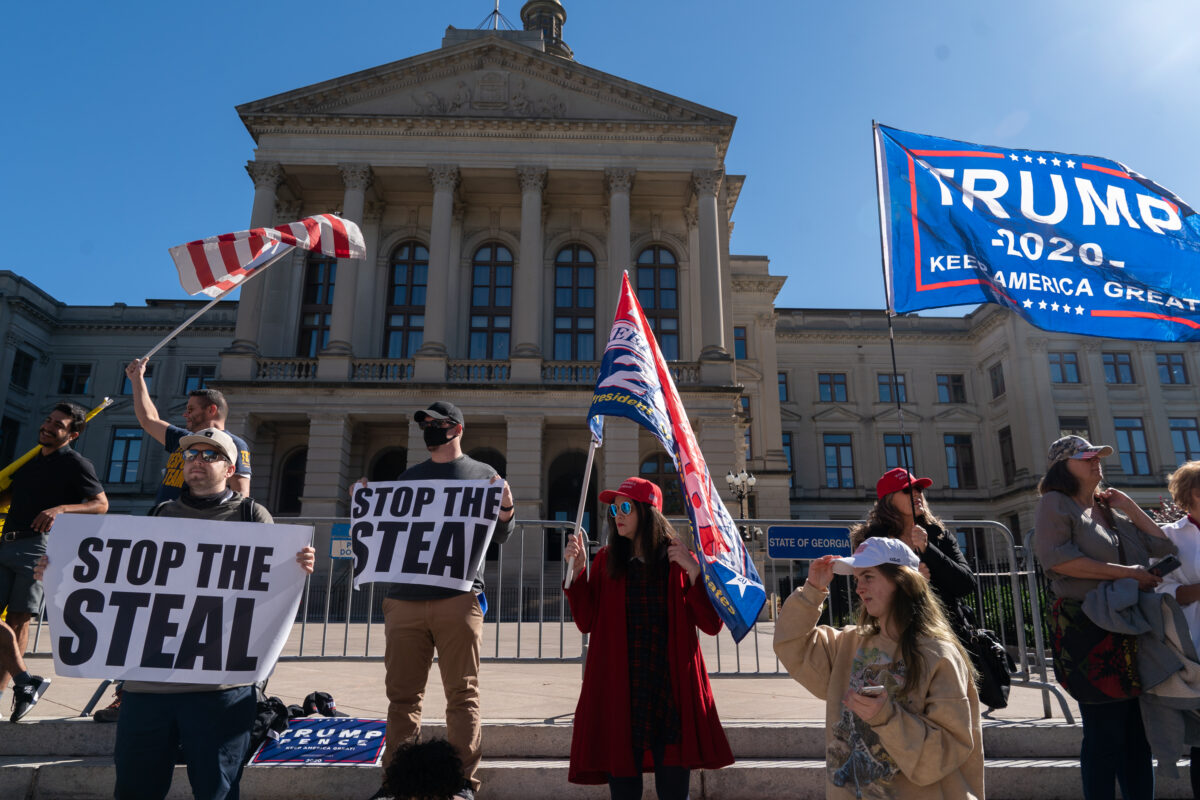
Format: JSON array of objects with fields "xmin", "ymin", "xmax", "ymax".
[{"xmin": 169, "ymin": 214, "xmax": 365, "ymax": 297}]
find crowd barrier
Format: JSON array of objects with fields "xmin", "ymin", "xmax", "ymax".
[{"xmin": 25, "ymin": 516, "xmax": 1074, "ymax": 720}]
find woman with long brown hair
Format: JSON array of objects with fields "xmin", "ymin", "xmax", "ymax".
[{"xmin": 562, "ymin": 476, "xmax": 732, "ymax": 799}]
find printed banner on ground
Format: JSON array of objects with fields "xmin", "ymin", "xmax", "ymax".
[
  {"xmin": 875, "ymin": 124, "xmax": 1200, "ymax": 340},
  {"xmin": 44, "ymin": 514, "xmax": 312, "ymax": 684},
  {"xmin": 250, "ymin": 718, "xmax": 386, "ymax": 766},
  {"xmin": 350, "ymin": 479, "xmax": 501, "ymax": 591}
]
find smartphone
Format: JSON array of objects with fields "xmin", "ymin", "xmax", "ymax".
[
  {"xmin": 1149, "ymin": 555, "xmax": 1182, "ymax": 578},
  {"xmin": 858, "ymin": 685, "xmax": 886, "ymax": 697}
]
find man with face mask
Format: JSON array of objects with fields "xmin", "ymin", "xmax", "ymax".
[{"xmin": 369, "ymin": 401, "xmax": 515, "ymax": 800}]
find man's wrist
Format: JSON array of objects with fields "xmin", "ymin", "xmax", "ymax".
[{"xmin": 500, "ymin": 504, "xmax": 514, "ymax": 513}]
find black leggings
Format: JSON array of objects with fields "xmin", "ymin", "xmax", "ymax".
[{"xmin": 607, "ymin": 747, "xmax": 690, "ymax": 800}]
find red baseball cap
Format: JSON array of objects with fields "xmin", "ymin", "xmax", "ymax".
[
  {"xmin": 875, "ymin": 467, "xmax": 933, "ymax": 499},
  {"xmin": 598, "ymin": 477, "xmax": 663, "ymax": 511}
]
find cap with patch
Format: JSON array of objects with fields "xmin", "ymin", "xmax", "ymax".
[
  {"xmin": 1047, "ymin": 435, "xmax": 1114, "ymax": 466},
  {"xmin": 414, "ymin": 401, "xmax": 464, "ymax": 426},
  {"xmin": 178, "ymin": 428, "xmax": 238, "ymax": 464},
  {"xmin": 598, "ymin": 476, "xmax": 663, "ymax": 511},
  {"xmin": 831, "ymin": 537, "xmax": 921, "ymax": 575},
  {"xmin": 875, "ymin": 467, "xmax": 933, "ymax": 499}
]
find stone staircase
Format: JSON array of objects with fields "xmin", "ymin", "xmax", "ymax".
[{"xmin": 1, "ymin": 717, "xmax": 1191, "ymax": 799}]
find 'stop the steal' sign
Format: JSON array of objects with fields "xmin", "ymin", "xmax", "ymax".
[
  {"xmin": 45, "ymin": 515, "xmax": 312, "ymax": 685},
  {"xmin": 351, "ymin": 480, "xmax": 501, "ymax": 592}
]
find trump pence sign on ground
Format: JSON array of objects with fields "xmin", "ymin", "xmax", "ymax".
[
  {"xmin": 350, "ymin": 479, "xmax": 502, "ymax": 591},
  {"xmin": 45, "ymin": 514, "xmax": 312, "ymax": 684}
]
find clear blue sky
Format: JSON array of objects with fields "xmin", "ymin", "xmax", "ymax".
[{"xmin": 5, "ymin": 1, "xmax": 1198, "ymax": 314}]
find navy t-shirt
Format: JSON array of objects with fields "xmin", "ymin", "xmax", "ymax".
[
  {"xmin": 155, "ymin": 424, "xmax": 252, "ymax": 504},
  {"xmin": 6, "ymin": 445, "xmax": 105, "ymax": 532}
]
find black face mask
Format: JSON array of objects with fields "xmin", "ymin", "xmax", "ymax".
[{"xmin": 423, "ymin": 425, "xmax": 458, "ymax": 448}]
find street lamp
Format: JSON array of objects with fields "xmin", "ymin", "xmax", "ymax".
[{"xmin": 725, "ymin": 469, "xmax": 756, "ymax": 520}]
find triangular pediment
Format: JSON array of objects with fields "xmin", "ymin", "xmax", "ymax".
[
  {"xmin": 780, "ymin": 407, "xmax": 803, "ymax": 422},
  {"xmin": 238, "ymin": 35, "xmax": 735, "ymax": 131},
  {"xmin": 812, "ymin": 406, "xmax": 863, "ymax": 424},
  {"xmin": 933, "ymin": 406, "xmax": 984, "ymax": 424},
  {"xmin": 872, "ymin": 407, "xmax": 925, "ymax": 424}
]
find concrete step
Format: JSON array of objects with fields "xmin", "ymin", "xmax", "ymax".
[
  {"xmin": 0, "ymin": 718, "xmax": 1087, "ymax": 760},
  {"xmin": 1, "ymin": 756, "xmax": 1193, "ymax": 800}
]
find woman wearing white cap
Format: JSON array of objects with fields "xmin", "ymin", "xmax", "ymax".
[
  {"xmin": 1033, "ymin": 435, "xmax": 1176, "ymax": 800},
  {"xmin": 774, "ymin": 537, "xmax": 984, "ymax": 799}
]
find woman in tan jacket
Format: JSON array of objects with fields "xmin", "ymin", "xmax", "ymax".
[{"xmin": 773, "ymin": 537, "xmax": 984, "ymax": 799}]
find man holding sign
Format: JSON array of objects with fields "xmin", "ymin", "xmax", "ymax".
[{"xmin": 353, "ymin": 402, "xmax": 514, "ymax": 800}]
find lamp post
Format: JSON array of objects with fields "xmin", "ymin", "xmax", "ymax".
[{"xmin": 725, "ymin": 469, "xmax": 756, "ymax": 521}]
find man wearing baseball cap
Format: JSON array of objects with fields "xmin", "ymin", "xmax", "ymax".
[{"xmin": 371, "ymin": 402, "xmax": 515, "ymax": 800}]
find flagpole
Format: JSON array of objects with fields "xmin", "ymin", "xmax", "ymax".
[
  {"xmin": 562, "ymin": 437, "xmax": 599, "ymax": 590},
  {"xmin": 140, "ymin": 247, "xmax": 291, "ymax": 362}
]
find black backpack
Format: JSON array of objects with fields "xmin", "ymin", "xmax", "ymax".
[{"xmin": 149, "ymin": 495, "xmax": 260, "ymax": 521}]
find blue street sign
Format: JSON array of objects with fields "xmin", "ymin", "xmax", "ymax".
[
  {"xmin": 330, "ymin": 523, "xmax": 352, "ymax": 560},
  {"xmin": 767, "ymin": 526, "xmax": 852, "ymax": 560}
]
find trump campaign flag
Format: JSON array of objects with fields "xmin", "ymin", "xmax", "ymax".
[
  {"xmin": 170, "ymin": 213, "xmax": 365, "ymax": 297},
  {"xmin": 875, "ymin": 124, "xmax": 1200, "ymax": 341},
  {"xmin": 588, "ymin": 274, "xmax": 765, "ymax": 642}
]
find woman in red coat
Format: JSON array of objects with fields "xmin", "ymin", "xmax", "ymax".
[{"xmin": 563, "ymin": 476, "xmax": 734, "ymax": 799}]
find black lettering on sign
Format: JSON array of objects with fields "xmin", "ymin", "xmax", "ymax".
[
  {"xmin": 196, "ymin": 542, "xmax": 223, "ymax": 588},
  {"xmin": 460, "ymin": 486, "xmax": 486, "ymax": 518},
  {"xmin": 442, "ymin": 485, "xmax": 463, "ymax": 515},
  {"xmin": 104, "ymin": 539, "xmax": 133, "ymax": 583},
  {"xmin": 175, "ymin": 595, "xmax": 224, "ymax": 671},
  {"xmin": 107, "ymin": 591, "xmax": 152, "ymax": 667},
  {"xmin": 127, "ymin": 540, "xmax": 158, "ymax": 586},
  {"xmin": 248, "ymin": 547, "xmax": 273, "ymax": 591},
  {"xmin": 412, "ymin": 486, "xmax": 436, "ymax": 515},
  {"xmin": 155, "ymin": 541, "xmax": 186, "ymax": 587},
  {"xmin": 58, "ymin": 588, "xmax": 103, "ymax": 666},
  {"xmin": 402, "ymin": 521, "xmax": 437, "ymax": 574},
  {"xmin": 388, "ymin": 486, "xmax": 414, "ymax": 517},
  {"xmin": 74, "ymin": 538, "xmax": 104, "ymax": 582},
  {"xmin": 141, "ymin": 593, "xmax": 186, "ymax": 669},
  {"xmin": 217, "ymin": 545, "xmax": 251, "ymax": 591},
  {"xmin": 351, "ymin": 521, "xmax": 374, "ymax": 579},
  {"xmin": 429, "ymin": 521, "xmax": 465, "ymax": 579},
  {"xmin": 352, "ymin": 485, "xmax": 373, "ymax": 517},
  {"xmin": 374, "ymin": 520, "xmax": 407, "ymax": 572},
  {"xmin": 225, "ymin": 597, "xmax": 258, "ymax": 671},
  {"xmin": 467, "ymin": 522, "xmax": 491, "ymax": 570}
]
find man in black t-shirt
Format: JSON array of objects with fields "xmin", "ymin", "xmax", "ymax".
[{"xmin": 0, "ymin": 402, "xmax": 107, "ymax": 707}]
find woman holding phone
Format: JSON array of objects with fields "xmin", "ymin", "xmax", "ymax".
[
  {"xmin": 773, "ymin": 536, "xmax": 983, "ymax": 799},
  {"xmin": 561, "ymin": 477, "xmax": 732, "ymax": 799},
  {"xmin": 1032, "ymin": 435, "xmax": 1176, "ymax": 800}
]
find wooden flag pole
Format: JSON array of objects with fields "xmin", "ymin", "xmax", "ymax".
[{"xmin": 562, "ymin": 437, "xmax": 600, "ymax": 590}]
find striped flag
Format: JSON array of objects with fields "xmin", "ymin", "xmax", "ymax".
[
  {"xmin": 588, "ymin": 273, "xmax": 766, "ymax": 642},
  {"xmin": 169, "ymin": 214, "xmax": 366, "ymax": 297}
]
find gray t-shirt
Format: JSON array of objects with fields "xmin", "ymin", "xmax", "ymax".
[
  {"xmin": 1032, "ymin": 490, "xmax": 1176, "ymax": 600},
  {"xmin": 385, "ymin": 455, "xmax": 515, "ymax": 601}
]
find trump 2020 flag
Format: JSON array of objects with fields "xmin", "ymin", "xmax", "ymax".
[
  {"xmin": 588, "ymin": 273, "xmax": 765, "ymax": 643},
  {"xmin": 875, "ymin": 124, "xmax": 1200, "ymax": 341},
  {"xmin": 170, "ymin": 214, "xmax": 366, "ymax": 297}
]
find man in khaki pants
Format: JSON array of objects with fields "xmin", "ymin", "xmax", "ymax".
[{"xmin": 367, "ymin": 402, "xmax": 515, "ymax": 800}]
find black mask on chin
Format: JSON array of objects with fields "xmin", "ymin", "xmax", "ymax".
[{"xmin": 423, "ymin": 425, "xmax": 458, "ymax": 448}]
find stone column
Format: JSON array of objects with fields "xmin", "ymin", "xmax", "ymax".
[
  {"xmin": 512, "ymin": 166, "xmax": 548, "ymax": 380},
  {"xmin": 318, "ymin": 164, "xmax": 372, "ymax": 379},
  {"xmin": 1082, "ymin": 342, "xmax": 1118, "ymax": 471},
  {"xmin": 683, "ymin": 207, "xmax": 702, "ymax": 360},
  {"xmin": 753, "ymin": 311, "xmax": 789, "ymax": 476},
  {"xmin": 354, "ymin": 201, "xmax": 386, "ymax": 356},
  {"xmin": 299, "ymin": 413, "xmax": 353, "ymax": 518},
  {"xmin": 600, "ymin": 417, "xmax": 641, "ymax": 492},
  {"xmin": 604, "ymin": 169, "xmax": 635, "ymax": 328},
  {"xmin": 415, "ymin": 164, "xmax": 458, "ymax": 380},
  {"xmin": 1136, "ymin": 342, "xmax": 1175, "ymax": 477},
  {"xmin": 505, "ymin": 414, "xmax": 545, "ymax": 516},
  {"xmin": 225, "ymin": 161, "xmax": 283, "ymax": 373},
  {"xmin": 693, "ymin": 169, "xmax": 733, "ymax": 383}
]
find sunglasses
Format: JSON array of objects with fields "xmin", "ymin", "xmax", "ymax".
[
  {"xmin": 900, "ymin": 487, "xmax": 924, "ymax": 496},
  {"xmin": 418, "ymin": 419, "xmax": 454, "ymax": 430},
  {"xmin": 182, "ymin": 448, "xmax": 229, "ymax": 464},
  {"xmin": 608, "ymin": 501, "xmax": 634, "ymax": 518}
]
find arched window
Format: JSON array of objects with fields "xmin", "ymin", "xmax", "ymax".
[
  {"xmin": 384, "ymin": 241, "xmax": 428, "ymax": 358},
  {"xmin": 369, "ymin": 448, "xmax": 408, "ymax": 481},
  {"xmin": 276, "ymin": 447, "xmax": 308, "ymax": 515},
  {"xmin": 547, "ymin": 451, "xmax": 598, "ymax": 558},
  {"xmin": 636, "ymin": 246, "xmax": 679, "ymax": 361},
  {"xmin": 469, "ymin": 243, "xmax": 513, "ymax": 360},
  {"xmin": 297, "ymin": 255, "xmax": 335, "ymax": 357},
  {"xmin": 553, "ymin": 245, "xmax": 596, "ymax": 361},
  {"xmin": 468, "ymin": 447, "xmax": 507, "ymax": 479},
  {"xmin": 639, "ymin": 453, "xmax": 683, "ymax": 515}
]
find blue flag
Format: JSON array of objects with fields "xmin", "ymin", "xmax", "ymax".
[
  {"xmin": 588, "ymin": 274, "xmax": 766, "ymax": 643},
  {"xmin": 875, "ymin": 124, "xmax": 1200, "ymax": 340}
]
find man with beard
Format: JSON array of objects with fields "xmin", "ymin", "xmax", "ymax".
[{"xmin": 0, "ymin": 402, "xmax": 107, "ymax": 717}]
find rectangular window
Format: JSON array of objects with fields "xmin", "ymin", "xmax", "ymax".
[
  {"xmin": 778, "ymin": 372, "xmax": 789, "ymax": 402},
  {"xmin": 1158, "ymin": 353, "xmax": 1189, "ymax": 385},
  {"xmin": 10, "ymin": 350, "xmax": 34, "ymax": 390},
  {"xmin": 107, "ymin": 427, "xmax": 143, "ymax": 484},
  {"xmin": 782, "ymin": 431, "xmax": 794, "ymax": 489},
  {"xmin": 1059, "ymin": 416, "xmax": 1091, "ymax": 440},
  {"xmin": 733, "ymin": 327, "xmax": 747, "ymax": 360},
  {"xmin": 744, "ymin": 427, "xmax": 752, "ymax": 459},
  {"xmin": 120, "ymin": 363, "xmax": 154, "ymax": 395},
  {"xmin": 58, "ymin": 363, "xmax": 92, "ymax": 395},
  {"xmin": 1114, "ymin": 417, "xmax": 1151, "ymax": 475},
  {"xmin": 183, "ymin": 365, "xmax": 216, "ymax": 393},
  {"xmin": 988, "ymin": 362, "xmax": 1006, "ymax": 398},
  {"xmin": 1048, "ymin": 352, "xmax": 1080, "ymax": 384},
  {"xmin": 1170, "ymin": 418, "xmax": 1200, "ymax": 465},
  {"xmin": 823, "ymin": 434, "xmax": 854, "ymax": 489},
  {"xmin": 944, "ymin": 434, "xmax": 978, "ymax": 489},
  {"xmin": 936, "ymin": 373, "xmax": 966, "ymax": 403},
  {"xmin": 999, "ymin": 426, "xmax": 1016, "ymax": 485},
  {"xmin": 883, "ymin": 433, "xmax": 914, "ymax": 472},
  {"xmin": 877, "ymin": 373, "xmax": 907, "ymax": 403},
  {"xmin": 1103, "ymin": 352, "xmax": 1135, "ymax": 384},
  {"xmin": 818, "ymin": 373, "xmax": 848, "ymax": 402}
]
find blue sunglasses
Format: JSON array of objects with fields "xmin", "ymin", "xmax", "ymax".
[{"xmin": 608, "ymin": 501, "xmax": 633, "ymax": 518}]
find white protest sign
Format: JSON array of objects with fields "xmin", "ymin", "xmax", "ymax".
[
  {"xmin": 350, "ymin": 479, "xmax": 500, "ymax": 591},
  {"xmin": 45, "ymin": 514, "xmax": 312, "ymax": 684}
]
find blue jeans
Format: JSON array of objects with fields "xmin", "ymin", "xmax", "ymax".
[
  {"xmin": 1078, "ymin": 699, "xmax": 1154, "ymax": 800},
  {"xmin": 114, "ymin": 686, "xmax": 256, "ymax": 800}
]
